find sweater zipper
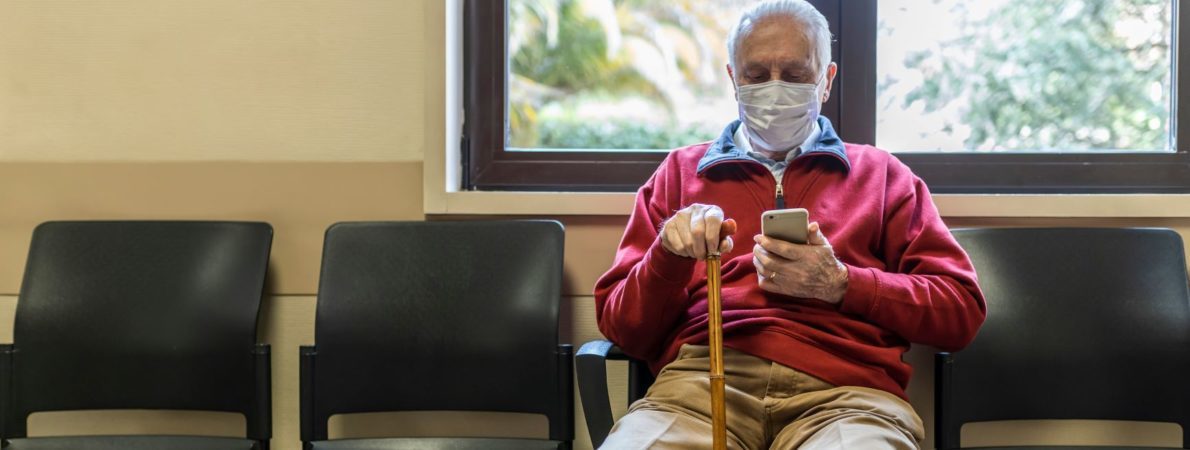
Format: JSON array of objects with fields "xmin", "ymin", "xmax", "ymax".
[
  {"xmin": 775, "ymin": 164, "xmax": 795, "ymax": 209},
  {"xmin": 775, "ymin": 180, "xmax": 786, "ymax": 209}
]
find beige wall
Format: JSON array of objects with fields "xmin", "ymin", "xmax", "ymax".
[
  {"xmin": 1, "ymin": 0, "xmax": 1188, "ymax": 449},
  {"xmin": 0, "ymin": 0, "xmax": 423, "ymax": 162}
]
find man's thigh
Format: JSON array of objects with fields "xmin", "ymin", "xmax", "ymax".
[
  {"xmin": 769, "ymin": 386, "xmax": 923, "ymax": 450},
  {"xmin": 599, "ymin": 345, "xmax": 768, "ymax": 450}
]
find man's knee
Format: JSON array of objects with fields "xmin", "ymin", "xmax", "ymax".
[
  {"xmin": 773, "ymin": 410, "xmax": 922, "ymax": 450},
  {"xmin": 601, "ymin": 408, "xmax": 737, "ymax": 450}
]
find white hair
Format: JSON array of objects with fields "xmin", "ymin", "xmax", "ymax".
[{"xmin": 727, "ymin": 0, "xmax": 833, "ymax": 78}]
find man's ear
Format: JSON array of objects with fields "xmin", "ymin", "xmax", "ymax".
[
  {"xmin": 821, "ymin": 62, "xmax": 838, "ymax": 103},
  {"xmin": 726, "ymin": 64, "xmax": 738, "ymax": 96}
]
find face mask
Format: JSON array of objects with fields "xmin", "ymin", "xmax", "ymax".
[{"xmin": 736, "ymin": 79, "xmax": 822, "ymax": 154}]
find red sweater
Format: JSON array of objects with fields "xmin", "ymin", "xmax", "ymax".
[{"xmin": 594, "ymin": 118, "xmax": 986, "ymax": 400}]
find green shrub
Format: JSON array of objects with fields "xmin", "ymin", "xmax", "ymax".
[{"xmin": 535, "ymin": 119, "xmax": 719, "ymax": 150}]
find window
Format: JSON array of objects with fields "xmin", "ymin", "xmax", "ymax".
[
  {"xmin": 464, "ymin": 0, "xmax": 1190, "ymax": 193},
  {"xmin": 878, "ymin": 0, "xmax": 1172, "ymax": 153}
]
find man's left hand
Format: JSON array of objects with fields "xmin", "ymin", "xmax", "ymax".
[{"xmin": 752, "ymin": 222, "xmax": 849, "ymax": 304}]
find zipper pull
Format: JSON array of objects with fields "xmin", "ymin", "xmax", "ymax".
[{"xmin": 775, "ymin": 183, "xmax": 786, "ymax": 209}]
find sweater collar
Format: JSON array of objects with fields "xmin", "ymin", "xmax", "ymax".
[{"xmin": 697, "ymin": 116, "xmax": 850, "ymax": 175}]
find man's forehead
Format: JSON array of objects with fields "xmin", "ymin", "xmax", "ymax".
[{"xmin": 737, "ymin": 18, "xmax": 817, "ymax": 65}]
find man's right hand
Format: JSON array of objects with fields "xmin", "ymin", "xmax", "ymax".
[{"xmin": 660, "ymin": 204, "xmax": 738, "ymax": 260}]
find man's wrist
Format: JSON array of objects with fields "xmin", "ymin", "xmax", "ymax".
[
  {"xmin": 646, "ymin": 235, "xmax": 698, "ymax": 284},
  {"xmin": 828, "ymin": 261, "xmax": 849, "ymax": 304}
]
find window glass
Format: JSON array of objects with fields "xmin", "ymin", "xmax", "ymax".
[
  {"xmin": 877, "ymin": 0, "xmax": 1173, "ymax": 152},
  {"xmin": 507, "ymin": 0, "xmax": 754, "ymax": 151}
]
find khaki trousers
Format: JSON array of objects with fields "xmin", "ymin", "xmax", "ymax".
[{"xmin": 600, "ymin": 345, "xmax": 923, "ymax": 449}]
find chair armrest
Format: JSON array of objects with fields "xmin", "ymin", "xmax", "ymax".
[
  {"xmin": 0, "ymin": 344, "xmax": 12, "ymax": 440},
  {"xmin": 555, "ymin": 344, "xmax": 575, "ymax": 445},
  {"xmin": 577, "ymin": 340, "xmax": 620, "ymax": 448},
  {"xmin": 300, "ymin": 345, "xmax": 318, "ymax": 446},
  {"xmin": 935, "ymin": 352, "xmax": 957, "ymax": 450},
  {"xmin": 250, "ymin": 344, "xmax": 272, "ymax": 444}
]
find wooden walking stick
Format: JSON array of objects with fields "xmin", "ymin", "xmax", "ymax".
[
  {"xmin": 706, "ymin": 251, "xmax": 727, "ymax": 450},
  {"xmin": 705, "ymin": 219, "xmax": 735, "ymax": 450}
]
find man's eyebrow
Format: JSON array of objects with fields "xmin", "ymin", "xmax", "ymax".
[
  {"xmin": 780, "ymin": 60, "xmax": 814, "ymax": 72},
  {"xmin": 780, "ymin": 62, "xmax": 819, "ymax": 79}
]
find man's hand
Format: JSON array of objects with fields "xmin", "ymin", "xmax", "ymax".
[
  {"xmin": 660, "ymin": 204, "xmax": 738, "ymax": 259},
  {"xmin": 752, "ymin": 222, "xmax": 849, "ymax": 304}
]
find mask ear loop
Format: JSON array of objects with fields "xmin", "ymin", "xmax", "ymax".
[{"xmin": 810, "ymin": 67, "xmax": 831, "ymax": 102}]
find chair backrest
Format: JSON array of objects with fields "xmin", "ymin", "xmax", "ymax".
[
  {"xmin": 307, "ymin": 220, "xmax": 571, "ymax": 442},
  {"xmin": 8, "ymin": 221, "xmax": 273, "ymax": 439},
  {"xmin": 939, "ymin": 228, "xmax": 1190, "ymax": 448}
]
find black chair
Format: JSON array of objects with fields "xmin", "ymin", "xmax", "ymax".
[
  {"xmin": 938, "ymin": 228, "xmax": 1190, "ymax": 449},
  {"xmin": 2, "ymin": 221, "xmax": 274, "ymax": 449},
  {"xmin": 300, "ymin": 221, "xmax": 573, "ymax": 449},
  {"xmin": 576, "ymin": 341, "xmax": 653, "ymax": 448}
]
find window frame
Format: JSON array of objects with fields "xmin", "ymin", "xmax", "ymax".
[{"xmin": 464, "ymin": 0, "xmax": 1190, "ymax": 193}]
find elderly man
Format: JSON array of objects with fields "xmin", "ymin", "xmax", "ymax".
[{"xmin": 594, "ymin": 1, "xmax": 986, "ymax": 448}]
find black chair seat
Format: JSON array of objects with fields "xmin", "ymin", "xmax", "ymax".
[
  {"xmin": 300, "ymin": 221, "xmax": 573, "ymax": 448},
  {"xmin": 5, "ymin": 435, "xmax": 259, "ymax": 450},
  {"xmin": 938, "ymin": 228, "xmax": 1190, "ymax": 449},
  {"xmin": 309, "ymin": 437, "xmax": 565, "ymax": 450},
  {"xmin": 2, "ymin": 222, "xmax": 274, "ymax": 445}
]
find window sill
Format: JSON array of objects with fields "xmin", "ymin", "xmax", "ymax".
[{"xmin": 423, "ymin": 191, "xmax": 1190, "ymax": 218}]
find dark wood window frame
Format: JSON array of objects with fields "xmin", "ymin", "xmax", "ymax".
[{"xmin": 464, "ymin": 0, "xmax": 1190, "ymax": 193}]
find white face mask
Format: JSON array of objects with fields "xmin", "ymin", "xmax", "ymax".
[{"xmin": 736, "ymin": 79, "xmax": 822, "ymax": 155}]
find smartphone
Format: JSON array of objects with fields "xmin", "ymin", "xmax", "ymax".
[{"xmin": 761, "ymin": 208, "xmax": 809, "ymax": 244}]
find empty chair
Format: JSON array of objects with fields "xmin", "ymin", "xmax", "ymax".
[
  {"xmin": 938, "ymin": 228, "xmax": 1190, "ymax": 449},
  {"xmin": 2, "ymin": 221, "xmax": 274, "ymax": 449},
  {"xmin": 300, "ymin": 221, "xmax": 573, "ymax": 449}
]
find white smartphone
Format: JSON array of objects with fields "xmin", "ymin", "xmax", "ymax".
[{"xmin": 761, "ymin": 208, "xmax": 809, "ymax": 244}]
